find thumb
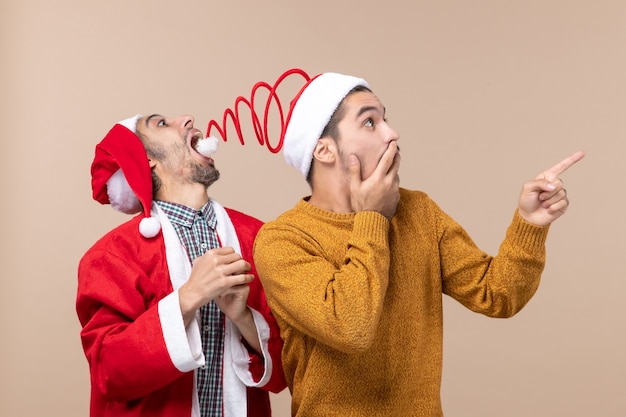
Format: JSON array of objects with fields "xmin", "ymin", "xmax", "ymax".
[
  {"xmin": 349, "ymin": 154, "xmax": 361, "ymax": 181},
  {"xmin": 349, "ymin": 154, "xmax": 363, "ymax": 192},
  {"xmin": 525, "ymin": 178, "xmax": 557, "ymax": 194}
]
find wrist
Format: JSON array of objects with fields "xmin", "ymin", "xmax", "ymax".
[
  {"xmin": 229, "ymin": 306, "xmax": 253, "ymax": 326},
  {"xmin": 178, "ymin": 286, "xmax": 202, "ymax": 320}
]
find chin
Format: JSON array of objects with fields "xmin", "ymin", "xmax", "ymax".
[{"xmin": 193, "ymin": 165, "xmax": 220, "ymax": 187}]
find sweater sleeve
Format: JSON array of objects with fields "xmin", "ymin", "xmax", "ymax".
[
  {"xmin": 253, "ymin": 210, "xmax": 391, "ymax": 354},
  {"xmin": 439, "ymin": 208, "xmax": 549, "ymax": 317}
]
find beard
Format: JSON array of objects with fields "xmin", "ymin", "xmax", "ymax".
[
  {"xmin": 147, "ymin": 140, "xmax": 221, "ymax": 189},
  {"xmin": 191, "ymin": 162, "xmax": 220, "ymax": 188}
]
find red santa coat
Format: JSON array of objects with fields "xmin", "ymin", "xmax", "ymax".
[{"xmin": 77, "ymin": 200, "xmax": 286, "ymax": 417}]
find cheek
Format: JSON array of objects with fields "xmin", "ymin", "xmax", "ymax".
[
  {"xmin": 361, "ymin": 147, "xmax": 387, "ymax": 178},
  {"xmin": 338, "ymin": 141, "xmax": 379, "ymax": 177},
  {"xmin": 357, "ymin": 156, "xmax": 376, "ymax": 179}
]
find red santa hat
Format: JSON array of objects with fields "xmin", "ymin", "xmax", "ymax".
[
  {"xmin": 206, "ymin": 68, "xmax": 369, "ymax": 177},
  {"xmin": 91, "ymin": 114, "xmax": 161, "ymax": 238}
]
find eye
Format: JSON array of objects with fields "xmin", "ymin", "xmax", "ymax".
[
  {"xmin": 363, "ymin": 118, "xmax": 374, "ymax": 128},
  {"xmin": 157, "ymin": 119, "xmax": 167, "ymax": 127}
]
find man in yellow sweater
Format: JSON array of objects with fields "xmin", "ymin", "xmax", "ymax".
[{"xmin": 252, "ymin": 71, "xmax": 585, "ymax": 416}]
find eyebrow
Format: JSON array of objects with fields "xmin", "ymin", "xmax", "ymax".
[
  {"xmin": 356, "ymin": 105, "xmax": 385, "ymax": 118},
  {"xmin": 144, "ymin": 114, "xmax": 162, "ymax": 128}
]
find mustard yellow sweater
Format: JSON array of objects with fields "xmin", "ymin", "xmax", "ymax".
[{"xmin": 253, "ymin": 188, "xmax": 548, "ymax": 416}]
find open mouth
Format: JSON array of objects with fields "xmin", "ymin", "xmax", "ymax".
[
  {"xmin": 190, "ymin": 131, "xmax": 203, "ymax": 151},
  {"xmin": 190, "ymin": 130, "xmax": 218, "ymax": 157}
]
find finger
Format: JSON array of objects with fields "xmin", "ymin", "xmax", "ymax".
[
  {"xmin": 522, "ymin": 178, "xmax": 557, "ymax": 194},
  {"xmin": 220, "ymin": 259, "xmax": 251, "ymax": 276},
  {"xmin": 538, "ymin": 150, "xmax": 586, "ymax": 181},
  {"xmin": 221, "ymin": 282, "xmax": 252, "ymax": 296},
  {"xmin": 377, "ymin": 142, "xmax": 398, "ymax": 175},
  {"xmin": 389, "ymin": 149, "xmax": 401, "ymax": 176},
  {"xmin": 538, "ymin": 178, "xmax": 564, "ymax": 199},
  {"xmin": 229, "ymin": 273, "xmax": 254, "ymax": 287},
  {"xmin": 216, "ymin": 273, "xmax": 254, "ymax": 295},
  {"xmin": 539, "ymin": 188, "xmax": 567, "ymax": 207},
  {"xmin": 544, "ymin": 196, "xmax": 569, "ymax": 215},
  {"xmin": 203, "ymin": 247, "xmax": 242, "ymax": 263},
  {"xmin": 203, "ymin": 246, "xmax": 236, "ymax": 259}
]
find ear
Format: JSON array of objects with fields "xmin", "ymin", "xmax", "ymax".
[
  {"xmin": 148, "ymin": 158, "xmax": 157, "ymax": 169},
  {"xmin": 312, "ymin": 137, "xmax": 337, "ymax": 165}
]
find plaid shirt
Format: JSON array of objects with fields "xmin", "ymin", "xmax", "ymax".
[{"xmin": 156, "ymin": 200, "xmax": 224, "ymax": 417}]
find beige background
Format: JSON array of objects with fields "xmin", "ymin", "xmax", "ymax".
[{"xmin": 2, "ymin": 0, "xmax": 625, "ymax": 416}]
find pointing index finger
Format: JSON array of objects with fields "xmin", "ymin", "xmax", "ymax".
[{"xmin": 538, "ymin": 150, "xmax": 586, "ymax": 180}]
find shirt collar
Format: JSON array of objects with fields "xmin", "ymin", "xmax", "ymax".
[{"xmin": 156, "ymin": 200, "xmax": 217, "ymax": 230}]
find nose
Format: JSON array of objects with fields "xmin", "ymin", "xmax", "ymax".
[
  {"xmin": 384, "ymin": 123, "xmax": 400, "ymax": 144},
  {"xmin": 174, "ymin": 114, "xmax": 195, "ymax": 129}
]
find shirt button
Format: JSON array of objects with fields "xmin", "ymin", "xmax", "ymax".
[
  {"xmin": 200, "ymin": 365, "xmax": 207, "ymax": 370},
  {"xmin": 201, "ymin": 243, "xmax": 207, "ymax": 249},
  {"xmin": 204, "ymin": 325, "xmax": 210, "ymax": 332}
]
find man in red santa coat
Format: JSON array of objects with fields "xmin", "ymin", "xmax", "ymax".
[{"xmin": 77, "ymin": 113, "xmax": 286, "ymax": 417}]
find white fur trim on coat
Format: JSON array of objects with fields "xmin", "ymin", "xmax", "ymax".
[{"xmin": 155, "ymin": 200, "xmax": 274, "ymax": 417}]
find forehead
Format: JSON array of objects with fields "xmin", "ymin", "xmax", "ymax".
[{"xmin": 341, "ymin": 91, "xmax": 384, "ymax": 118}]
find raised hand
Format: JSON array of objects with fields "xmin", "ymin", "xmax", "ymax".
[
  {"xmin": 349, "ymin": 142, "xmax": 401, "ymax": 220},
  {"xmin": 179, "ymin": 246, "xmax": 254, "ymax": 325},
  {"xmin": 518, "ymin": 150, "xmax": 586, "ymax": 226},
  {"xmin": 214, "ymin": 282, "xmax": 252, "ymax": 323}
]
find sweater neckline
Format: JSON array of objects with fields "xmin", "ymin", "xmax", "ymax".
[{"xmin": 296, "ymin": 197, "xmax": 357, "ymax": 221}]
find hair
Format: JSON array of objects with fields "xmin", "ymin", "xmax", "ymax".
[
  {"xmin": 320, "ymin": 85, "xmax": 371, "ymax": 141},
  {"xmin": 135, "ymin": 129, "xmax": 163, "ymax": 195},
  {"xmin": 306, "ymin": 84, "xmax": 372, "ymax": 186}
]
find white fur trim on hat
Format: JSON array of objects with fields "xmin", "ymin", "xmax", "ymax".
[
  {"xmin": 118, "ymin": 114, "xmax": 141, "ymax": 133},
  {"xmin": 106, "ymin": 168, "xmax": 142, "ymax": 214},
  {"xmin": 283, "ymin": 73, "xmax": 369, "ymax": 177}
]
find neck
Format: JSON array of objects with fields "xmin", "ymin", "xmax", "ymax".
[
  {"xmin": 155, "ymin": 182, "xmax": 209, "ymax": 210},
  {"xmin": 308, "ymin": 168, "xmax": 352, "ymax": 214}
]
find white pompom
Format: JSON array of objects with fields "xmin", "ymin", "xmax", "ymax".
[
  {"xmin": 196, "ymin": 136, "xmax": 219, "ymax": 157},
  {"xmin": 139, "ymin": 216, "xmax": 161, "ymax": 238}
]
